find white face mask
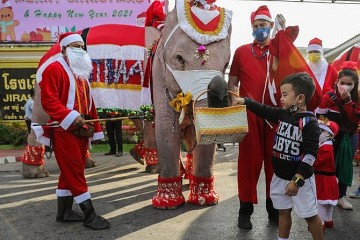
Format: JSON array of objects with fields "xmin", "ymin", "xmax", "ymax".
[
  {"xmin": 166, "ymin": 64, "xmax": 223, "ymax": 100},
  {"xmin": 337, "ymin": 83, "xmax": 354, "ymax": 93}
]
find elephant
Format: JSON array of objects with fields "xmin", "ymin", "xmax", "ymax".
[
  {"xmin": 22, "ymin": 24, "xmax": 161, "ymax": 178},
  {"xmin": 151, "ymin": 0, "xmax": 233, "ymax": 209}
]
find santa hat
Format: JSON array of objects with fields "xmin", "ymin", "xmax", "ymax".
[
  {"xmin": 307, "ymin": 38, "xmax": 323, "ymax": 53},
  {"xmin": 251, "ymin": 5, "xmax": 273, "ymax": 24},
  {"xmin": 2, "ymin": 0, "xmax": 12, "ymax": 9},
  {"xmin": 59, "ymin": 32, "xmax": 84, "ymax": 48},
  {"xmin": 319, "ymin": 120, "xmax": 339, "ymax": 137}
]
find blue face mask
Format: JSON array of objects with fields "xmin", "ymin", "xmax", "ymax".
[{"xmin": 252, "ymin": 27, "xmax": 271, "ymax": 42}]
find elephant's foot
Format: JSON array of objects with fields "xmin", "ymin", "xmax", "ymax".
[
  {"xmin": 152, "ymin": 176, "xmax": 185, "ymax": 209},
  {"xmin": 145, "ymin": 164, "xmax": 160, "ymax": 174},
  {"xmin": 22, "ymin": 163, "xmax": 50, "ymax": 179},
  {"xmin": 188, "ymin": 175, "xmax": 219, "ymax": 206},
  {"xmin": 144, "ymin": 147, "xmax": 159, "ymax": 174},
  {"xmin": 184, "ymin": 153, "xmax": 193, "ymax": 179},
  {"xmin": 85, "ymin": 156, "xmax": 97, "ymax": 168},
  {"xmin": 129, "ymin": 142, "xmax": 145, "ymax": 165}
]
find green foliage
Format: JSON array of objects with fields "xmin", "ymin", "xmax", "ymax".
[{"xmin": 0, "ymin": 123, "xmax": 27, "ymax": 146}]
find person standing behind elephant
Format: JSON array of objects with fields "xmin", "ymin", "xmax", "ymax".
[
  {"xmin": 24, "ymin": 88, "xmax": 35, "ymax": 134},
  {"xmin": 316, "ymin": 61, "xmax": 360, "ymax": 211},
  {"xmin": 228, "ymin": 5, "xmax": 279, "ymax": 229},
  {"xmin": 33, "ymin": 32, "xmax": 110, "ymax": 230}
]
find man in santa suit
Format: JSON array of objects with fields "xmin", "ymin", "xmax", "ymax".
[
  {"xmin": 306, "ymin": 38, "xmax": 338, "ymax": 94},
  {"xmin": 35, "ymin": 32, "xmax": 110, "ymax": 230},
  {"xmin": 228, "ymin": 5, "xmax": 278, "ymax": 229}
]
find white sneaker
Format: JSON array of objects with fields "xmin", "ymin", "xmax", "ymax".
[{"xmin": 338, "ymin": 197, "xmax": 353, "ymax": 210}]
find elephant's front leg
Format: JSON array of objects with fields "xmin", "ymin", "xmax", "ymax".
[
  {"xmin": 188, "ymin": 144, "xmax": 219, "ymax": 206},
  {"xmin": 152, "ymin": 87, "xmax": 185, "ymax": 209}
]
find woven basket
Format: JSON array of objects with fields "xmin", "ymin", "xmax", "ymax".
[{"xmin": 193, "ymin": 90, "xmax": 248, "ymax": 145}]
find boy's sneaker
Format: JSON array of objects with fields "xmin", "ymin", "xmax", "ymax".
[
  {"xmin": 337, "ymin": 197, "xmax": 353, "ymax": 210},
  {"xmin": 349, "ymin": 188, "xmax": 360, "ymax": 198}
]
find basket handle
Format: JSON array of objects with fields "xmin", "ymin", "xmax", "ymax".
[{"xmin": 192, "ymin": 90, "xmax": 240, "ymax": 113}]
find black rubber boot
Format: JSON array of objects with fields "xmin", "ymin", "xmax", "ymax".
[
  {"xmin": 56, "ymin": 196, "xmax": 84, "ymax": 222},
  {"xmin": 79, "ymin": 199, "xmax": 110, "ymax": 230},
  {"xmin": 238, "ymin": 201, "xmax": 254, "ymax": 229},
  {"xmin": 266, "ymin": 198, "xmax": 279, "ymax": 225}
]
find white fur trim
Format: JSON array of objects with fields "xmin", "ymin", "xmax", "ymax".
[
  {"xmin": 4, "ymin": 1, "xmax": 11, "ymax": 7},
  {"xmin": 177, "ymin": 0, "xmax": 232, "ymax": 45},
  {"xmin": 57, "ymin": 57, "xmax": 76, "ymax": 110},
  {"xmin": 318, "ymin": 200, "xmax": 338, "ymax": 206},
  {"xmin": 319, "ymin": 125, "xmax": 333, "ymax": 135},
  {"xmin": 36, "ymin": 53, "xmax": 62, "ymax": 83},
  {"xmin": 60, "ymin": 110, "xmax": 80, "ymax": 130},
  {"xmin": 307, "ymin": 44, "xmax": 323, "ymax": 53},
  {"xmin": 60, "ymin": 34, "xmax": 84, "ymax": 48},
  {"xmin": 91, "ymin": 132, "xmax": 104, "ymax": 141},
  {"xmin": 74, "ymin": 192, "xmax": 91, "ymax": 204},
  {"xmin": 32, "ymin": 124, "xmax": 51, "ymax": 146},
  {"xmin": 87, "ymin": 45, "xmax": 145, "ymax": 61},
  {"xmin": 56, "ymin": 189, "xmax": 72, "ymax": 197},
  {"xmin": 254, "ymin": 14, "xmax": 273, "ymax": 23}
]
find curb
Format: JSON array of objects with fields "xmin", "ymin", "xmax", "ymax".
[{"xmin": 0, "ymin": 156, "xmax": 22, "ymax": 165}]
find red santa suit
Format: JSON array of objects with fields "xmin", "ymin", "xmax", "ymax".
[
  {"xmin": 314, "ymin": 141, "xmax": 339, "ymax": 205},
  {"xmin": 306, "ymin": 38, "xmax": 338, "ymax": 94},
  {"xmin": 229, "ymin": 42, "xmax": 275, "ymax": 203},
  {"xmin": 34, "ymin": 57, "xmax": 104, "ymax": 203}
]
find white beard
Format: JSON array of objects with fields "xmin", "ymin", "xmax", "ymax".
[{"xmin": 66, "ymin": 47, "xmax": 93, "ymax": 79}]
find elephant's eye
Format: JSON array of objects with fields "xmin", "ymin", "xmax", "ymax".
[{"xmin": 175, "ymin": 55, "xmax": 185, "ymax": 66}]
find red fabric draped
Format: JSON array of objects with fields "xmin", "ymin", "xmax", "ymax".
[{"xmin": 269, "ymin": 27, "xmax": 322, "ymax": 111}]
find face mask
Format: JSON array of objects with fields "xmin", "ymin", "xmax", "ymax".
[
  {"xmin": 68, "ymin": 47, "xmax": 86, "ymax": 55},
  {"xmin": 319, "ymin": 131, "xmax": 330, "ymax": 144},
  {"xmin": 337, "ymin": 83, "xmax": 354, "ymax": 93},
  {"xmin": 289, "ymin": 95, "xmax": 300, "ymax": 113},
  {"xmin": 252, "ymin": 27, "xmax": 271, "ymax": 42},
  {"xmin": 166, "ymin": 64, "xmax": 223, "ymax": 101},
  {"xmin": 308, "ymin": 53, "xmax": 321, "ymax": 63}
]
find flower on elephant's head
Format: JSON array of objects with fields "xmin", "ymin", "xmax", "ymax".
[{"xmin": 188, "ymin": 0, "xmax": 217, "ymax": 10}]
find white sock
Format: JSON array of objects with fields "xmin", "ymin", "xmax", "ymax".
[{"xmin": 278, "ymin": 238, "xmax": 289, "ymax": 240}]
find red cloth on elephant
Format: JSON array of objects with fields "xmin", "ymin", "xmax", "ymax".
[
  {"xmin": 229, "ymin": 42, "xmax": 275, "ymax": 203},
  {"xmin": 22, "ymin": 145, "xmax": 45, "ymax": 166},
  {"xmin": 145, "ymin": 0, "xmax": 166, "ymax": 30},
  {"xmin": 314, "ymin": 142, "xmax": 339, "ymax": 204}
]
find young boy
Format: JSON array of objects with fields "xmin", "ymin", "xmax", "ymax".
[{"xmin": 234, "ymin": 72, "xmax": 324, "ymax": 240}]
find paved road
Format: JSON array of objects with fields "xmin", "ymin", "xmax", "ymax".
[{"xmin": 0, "ymin": 144, "xmax": 360, "ymax": 240}]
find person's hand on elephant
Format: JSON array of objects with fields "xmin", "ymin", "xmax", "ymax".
[
  {"xmin": 72, "ymin": 115, "xmax": 86, "ymax": 127},
  {"xmin": 232, "ymin": 97, "xmax": 245, "ymax": 106}
]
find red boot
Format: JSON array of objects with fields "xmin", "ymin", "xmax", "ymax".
[
  {"xmin": 130, "ymin": 142, "xmax": 145, "ymax": 165},
  {"xmin": 184, "ymin": 153, "xmax": 193, "ymax": 179},
  {"xmin": 188, "ymin": 175, "xmax": 219, "ymax": 206},
  {"xmin": 144, "ymin": 148, "xmax": 159, "ymax": 174},
  {"xmin": 324, "ymin": 221, "xmax": 334, "ymax": 228},
  {"xmin": 152, "ymin": 176, "xmax": 185, "ymax": 209}
]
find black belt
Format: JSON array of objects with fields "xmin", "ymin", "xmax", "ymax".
[{"xmin": 314, "ymin": 171, "xmax": 335, "ymax": 176}]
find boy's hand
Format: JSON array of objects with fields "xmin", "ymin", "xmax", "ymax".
[
  {"xmin": 232, "ymin": 97, "xmax": 245, "ymax": 106},
  {"xmin": 285, "ymin": 181, "xmax": 299, "ymax": 197}
]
